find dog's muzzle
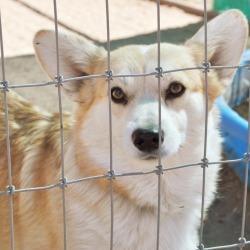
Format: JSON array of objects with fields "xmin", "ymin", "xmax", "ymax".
[{"xmin": 132, "ymin": 129, "xmax": 164, "ymax": 153}]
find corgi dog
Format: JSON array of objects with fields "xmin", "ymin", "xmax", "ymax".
[{"xmin": 0, "ymin": 10, "xmax": 248, "ymax": 250}]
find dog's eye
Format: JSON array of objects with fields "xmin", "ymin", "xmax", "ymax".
[
  {"xmin": 166, "ymin": 82, "xmax": 185, "ymax": 99},
  {"xmin": 111, "ymin": 87, "xmax": 126, "ymax": 104}
]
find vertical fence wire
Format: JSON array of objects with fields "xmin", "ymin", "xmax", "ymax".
[
  {"xmin": 52, "ymin": 0, "xmax": 67, "ymax": 249},
  {"xmin": 239, "ymin": 84, "xmax": 250, "ymax": 249},
  {"xmin": 156, "ymin": 0, "xmax": 162, "ymax": 249},
  {"xmin": 239, "ymin": 166, "xmax": 249, "ymax": 248},
  {"xmin": 199, "ymin": 0, "xmax": 209, "ymax": 248},
  {"xmin": 238, "ymin": 51, "xmax": 250, "ymax": 250},
  {"xmin": 0, "ymin": 9, "xmax": 15, "ymax": 250},
  {"xmin": 105, "ymin": 0, "xmax": 114, "ymax": 249}
]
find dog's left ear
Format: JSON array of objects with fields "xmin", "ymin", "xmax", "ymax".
[
  {"xmin": 186, "ymin": 9, "xmax": 248, "ymax": 88},
  {"xmin": 33, "ymin": 30, "xmax": 106, "ymax": 102}
]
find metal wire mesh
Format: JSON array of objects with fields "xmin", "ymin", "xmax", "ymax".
[{"xmin": 0, "ymin": 0, "xmax": 249, "ymax": 249}]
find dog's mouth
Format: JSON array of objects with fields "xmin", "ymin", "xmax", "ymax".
[
  {"xmin": 141, "ymin": 155, "xmax": 158, "ymax": 161},
  {"xmin": 137, "ymin": 151, "xmax": 165, "ymax": 161}
]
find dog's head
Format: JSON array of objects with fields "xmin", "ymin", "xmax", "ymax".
[{"xmin": 34, "ymin": 10, "xmax": 248, "ymax": 171}]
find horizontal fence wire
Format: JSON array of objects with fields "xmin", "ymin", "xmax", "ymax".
[
  {"xmin": 0, "ymin": 64, "xmax": 249, "ymax": 90},
  {"xmin": 0, "ymin": 157, "xmax": 247, "ymax": 195},
  {"xmin": 0, "ymin": 0, "xmax": 249, "ymax": 249}
]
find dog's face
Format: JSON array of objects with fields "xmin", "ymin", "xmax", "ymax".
[
  {"xmin": 105, "ymin": 44, "xmax": 204, "ymax": 163},
  {"xmin": 65, "ymin": 43, "xmax": 208, "ymax": 170},
  {"xmin": 33, "ymin": 10, "xmax": 248, "ymax": 171}
]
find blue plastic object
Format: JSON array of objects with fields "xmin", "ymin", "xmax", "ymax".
[
  {"xmin": 217, "ymin": 96, "xmax": 250, "ymax": 187},
  {"xmin": 224, "ymin": 49, "xmax": 250, "ymax": 107}
]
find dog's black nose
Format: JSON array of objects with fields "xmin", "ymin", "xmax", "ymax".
[{"xmin": 132, "ymin": 129, "xmax": 164, "ymax": 152}]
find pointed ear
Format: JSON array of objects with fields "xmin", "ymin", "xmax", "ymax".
[
  {"xmin": 186, "ymin": 10, "xmax": 248, "ymax": 88},
  {"xmin": 33, "ymin": 30, "xmax": 106, "ymax": 102}
]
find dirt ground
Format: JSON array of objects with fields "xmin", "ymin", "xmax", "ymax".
[
  {"xmin": 1, "ymin": 14, "xmax": 250, "ymax": 250},
  {"xmin": 204, "ymin": 164, "xmax": 250, "ymax": 248},
  {"xmin": 203, "ymin": 102, "xmax": 250, "ymax": 248}
]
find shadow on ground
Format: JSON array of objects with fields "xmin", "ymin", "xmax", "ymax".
[{"xmin": 101, "ymin": 21, "xmax": 204, "ymax": 49}]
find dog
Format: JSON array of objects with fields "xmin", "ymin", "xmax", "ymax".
[{"xmin": 0, "ymin": 9, "xmax": 248, "ymax": 250}]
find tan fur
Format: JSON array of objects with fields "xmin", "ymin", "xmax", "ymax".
[{"xmin": 0, "ymin": 91, "xmax": 73, "ymax": 248}]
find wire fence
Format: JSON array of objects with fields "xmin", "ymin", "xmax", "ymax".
[{"xmin": 0, "ymin": 0, "xmax": 250, "ymax": 249}]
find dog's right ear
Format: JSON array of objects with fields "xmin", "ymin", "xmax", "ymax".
[
  {"xmin": 185, "ymin": 10, "xmax": 248, "ymax": 90},
  {"xmin": 33, "ymin": 30, "xmax": 106, "ymax": 102}
]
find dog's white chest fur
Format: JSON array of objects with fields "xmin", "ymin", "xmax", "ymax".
[
  {"xmin": 69, "ymin": 202, "xmax": 199, "ymax": 250},
  {"xmin": 66, "ymin": 110, "xmax": 221, "ymax": 250}
]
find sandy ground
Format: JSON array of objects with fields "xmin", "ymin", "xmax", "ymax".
[
  {"xmin": 1, "ymin": 0, "xmax": 202, "ymax": 57},
  {"xmin": 0, "ymin": 0, "xmax": 250, "ymax": 248}
]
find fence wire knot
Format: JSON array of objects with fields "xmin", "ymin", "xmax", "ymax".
[
  {"xmin": 60, "ymin": 177, "xmax": 68, "ymax": 188},
  {"xmin": 0, "ymin": 80, "xmax": 9, "ymax": 92},
  {"xmin": 156, "ymin": 165, "xmax": 163, "ymax": 175},
  {"xmin": 108, "ymin": 170, "xmax": 115, "ymax": 180},
  {"xmin": 202, "ymin": 61, "xmax": 211, "ymax": 73},
  {"xmin": 238, "ymin": 237, "xmax": 246, "ymax": 248},
  {"xmin": 201, "ymin": 158, "xmax": 209, "ymax": 168},
  {"xmin": 6, "ymin": 185, "xmax": 15, "ymax": 195},
  {"xmin": 198, "ymin": 244, "xmax": 205, "ymax": 250},
  {"xmin": 54, "ymin": 75, "xmax": 64, "ymax": 87},
  {"xmin": 105, "ymin": 70, "xmax": 113, "ymax": 81},
  {"xmin": 244, "ymin": 152, "xmax": 250, "ymax": 162},
  {"xmin": 155, "ymin": 67, "xmax": 163, "ymax": 78}
]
